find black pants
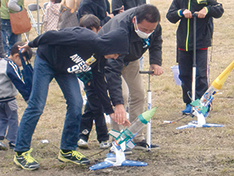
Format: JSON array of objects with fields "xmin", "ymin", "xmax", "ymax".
[
  {"xmin": 178, "ymin": 49, "xmax": 209, "ymax": 104},
  {"xmin": 79, "ymin": 80, "xmax": 109, "ymax": 143}
]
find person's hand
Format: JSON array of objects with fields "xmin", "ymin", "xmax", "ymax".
[
  {"xmin": 113, "ymin": 104, "xmax": 130, "ymax": 125},
  {"xmin": 122, "ymin": 120, "xmax": 131, "ymax": 127},
  {"xmin": 183, "ymin": 9, "xmax": 192, "ymax": 18},
  {"xmin": 149, "ymin": 64, "xmax": 164, "ymax": 76},
  {"xmin": 106, "ymin": 12, "xmax": 114, "ymax": 18},
  {"xmin": 118, "ymin": 5, "xmax": 124, "ymax": 14},
  {"xmin": 18, "ymin": 42, "xmax": 30, "ymax": 53},
  {"xmin": 110, "ymin": 112, "xmax": 131, "ymax": 126},
  {"xmin": 196, "ymin": 8, "xmax": 207, "ymax": 18}
]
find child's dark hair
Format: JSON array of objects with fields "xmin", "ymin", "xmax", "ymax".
[
  {"xmin": 79, "ymin": 14, "xmax": 100, "ymax": 31},
  {"xmin": 10, "ymin": 41, "xmax": 33, "ymax": 60}
]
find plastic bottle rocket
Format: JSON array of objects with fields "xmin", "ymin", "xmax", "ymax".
[
  {"xmin": 89, "ymin": 108, "xmax": 157, "ymax": 170},
  {"xmin": 109, "ymin": 107, "xmax": 157, "ymax": 151},
  {"xmin": 191, "ymin": 60, "xmax": 234, "ymax": 116}
]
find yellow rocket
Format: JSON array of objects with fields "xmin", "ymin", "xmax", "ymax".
[
  {"xmin": 191, "ymin": 60, "xmax": 234, "ymax": 115},
  {"xmin": 212, "ymin": 60, "xmax": 234, "ymax": 90}
]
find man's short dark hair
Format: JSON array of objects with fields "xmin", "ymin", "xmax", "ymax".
[
  {"xmin": 79, "ymin": 14, "xmax": 100, "ymax": 31},
  {"xmin": 10, "ymin": 41, "xmax": 33, "ymax": 60},
  {"xmin": 135, "ymin": 4, "xmax": 161, "ymax": 23}
]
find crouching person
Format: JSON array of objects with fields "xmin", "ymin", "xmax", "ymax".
[{"xmin": 13, "ymin": 27, "xmax": 129, "ymax": 170}]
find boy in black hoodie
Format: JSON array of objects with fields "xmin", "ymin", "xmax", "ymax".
[
  {"xmin": 13, "ymin": 26, "xmax": 129, "ymax": 171},
  {"xmin": 77, "ymin": 14, "xmax": 110, "ymax": 149}
]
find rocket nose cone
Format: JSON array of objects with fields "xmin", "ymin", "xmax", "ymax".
[{"xmin": 140, "ymin": 107, "xmax": 157, "ymax": 123}]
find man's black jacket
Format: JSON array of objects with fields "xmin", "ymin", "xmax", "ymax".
[{"xmin": 98, "ymin": 7, "xmax": 162, "ymax": 106}]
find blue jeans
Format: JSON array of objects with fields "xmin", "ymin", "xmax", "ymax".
[
  {"xmin": 15, "ymin": 55, "xmax": 83, "ymax": 152},
  {"xmin": 1, "ymin": 19, "xmax": 21, "ymax": 56}
]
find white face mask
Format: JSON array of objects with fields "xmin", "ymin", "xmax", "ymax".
[{"xmin": 134, "ymin": 18, "xmax": 154, "ymax": 39}]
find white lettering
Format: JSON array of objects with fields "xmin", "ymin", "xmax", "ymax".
[
  {"xmin": 67, "ymin": 54, "xmax": 92, "ymax": 73},
  {"xmin": 70, "ymin": 54, "xmax": 82, "ymax": 64}
]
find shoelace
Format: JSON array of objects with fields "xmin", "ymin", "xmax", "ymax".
[
  {"xmin": 23, "ymin": 148, "xmax": 37, "ymax": 163},
  {"xmin": 72, "ymin": 151, "xmax": 85, "ymax": 159}
]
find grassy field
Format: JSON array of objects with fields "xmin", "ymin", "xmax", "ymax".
[{"xmin": 1, "ymin": 0, "xmax": 234, "ymax": 175}]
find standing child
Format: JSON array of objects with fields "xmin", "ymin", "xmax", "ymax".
[
  {"xmin": 77, "ymin": 14, "xmax": 110, "ymax": 149},
  {"xmin": 0, "ymin": 41, "xmax": 33, "ymax": 150},
  {"xmin": 43, "ymin": 0, "xmax": 61, "ymax": 32},
  {"xmin": 166, "ymin": 0, "xmax": 224, "ymax": 114}
]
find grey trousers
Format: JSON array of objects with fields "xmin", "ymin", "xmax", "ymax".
[{"xmin": 0, "ymin": 99, "xmax": 18, "ymax": 142}]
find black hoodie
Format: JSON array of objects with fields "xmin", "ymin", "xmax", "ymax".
[
  {"xmin": 28, "ymin": 26, "xmax": 129, "ymax": 114},
  {"xmin": 28, "ymin": 27, "xmax": 128, "ymax": 74},
  {"xmin": 77, "ymin": 0, "xmax": 111, "ymax": 26}
]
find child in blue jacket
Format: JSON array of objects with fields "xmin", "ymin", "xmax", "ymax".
[{"xmin": 0, "ymin": 41, "xmax": 33, "ymax": 150}]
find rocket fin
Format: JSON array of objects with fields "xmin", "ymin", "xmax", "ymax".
[
  {"xmin": 126, "ymin": 140, "xmax": 135, "ymax": 149},
  {"xmin": 108, "ymin": 129, "xmax": 120, "ymax": 139}
]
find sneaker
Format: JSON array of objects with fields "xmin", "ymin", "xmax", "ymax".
[
  {"xmin": 58, "ymin": 150, "xmax": 90, "ymax": 165},
  {"xmin": 134, "ymin": 140, "xmax": 160, "ymax": 150},
  {"xmin": 0, "ymin": 141, "xmax": 7, "ymax": 150},
  {"xmin": 13, "ymin": 148, "xmax": 40, "ymax": 170},
  {"xmin": 100, "ymin": 141, "xmax": 111, "ymax": 149},
  {"xmin": 182, "ymin": 104, "xmax": 192, "ymax": 115},
  {"xmin": 77, "ymin": 139, "xmax": 88, "ymax": 149},
  {"xmin": 9, "ymin": 142, "xmax": 15, "ymax": 149}
]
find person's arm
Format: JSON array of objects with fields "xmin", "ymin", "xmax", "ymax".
[
  {"xmin": 166, "ymin": 0, "xmax": 185, "ymax": 24},
  {"xmin": 149, "ymin": 24, "xmax": 162, "ymax": 66},
  {"xmin": 74, "ymin": 0, "xmax": 80, "ymax": 11},
  {"xmin": 8, "ymin": 0, "xmax": 21, "ymax": 11},
  {"xmin": 105, "ymin": 55, "xmax": 129, "ymax": 125},
  {"xmin": 148, "ymin": 23, "xmax": 163, "ymax": 76},
  {"xmin": 105, "ymin": 56, "xmax": 124, "ymax": 106},
  {"xmin": 7, "ymin": 61, "xmax": 31, "ymax": 101},
  {"xmin": 111, "ymin": 0, "xmax": 123, "ymax": 12},
  {"xmin": 91, "ymin": 60, "xmax": 129, "ymax": 125},
  {"xmin": 205, "ymin": 1, "xmax": 224, "ymax": 18},
  {"xmin": 28, "ymin": 29, "xmax": 96, "ymax": 48}
]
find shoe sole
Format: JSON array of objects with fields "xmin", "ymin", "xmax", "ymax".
[
  {"xmin": 58, "ymin": 155, "xmax": 90, "ymax": 165},
  {"xmin": 100, "ymin": 145, "xmax": 111, "ymax": 149},
  {"xmin": 124, "ymin": 151, "xmax": 132, "ymax": 155},
  {"xmin": 0, "ymin": 146, "xmax": 8, "ymax": 150},
  {"xmin": 134, "ymin": 146, "xmax": 160, "ymax": 150},
  {"xmin": 77, "ymin": 144, "xmax": 88, "ymax": 149},
  {"xmin": 77, "ymin": 146, "xmax": 89, "ymax": 149},
  {"xmin": 13, "ymin": 157, "xmax": 40, "ymax": 171}
]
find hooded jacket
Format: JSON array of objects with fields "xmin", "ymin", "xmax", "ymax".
[
  {"xmin": 166, "ymin": 0, "xmax": 224, "ymax": 51},
  {"xmin": 28, "ymin": 26, "xmax": 129, "ymax": 114},
  {"xmin": 0, "ymin": 58, "xmax": 32, "ymax": 102},
  {"xmin": 112, "ymin": 0, "xmax": 146, "ymax": 12},
  {"xmin": 98, "ymin": 7, "xmax": 162, "ymax": 106},
  {"xmin": 77, "ymin": 0, "xmax": 111, "ymax": 26}
]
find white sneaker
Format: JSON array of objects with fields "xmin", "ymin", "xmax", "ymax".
[
  {"xmin": 77, "ymin": 139, "xmax": 88, "ymax": 149},
  {"xmin": 100, "ymin": 141, "xmax": 111, "ymax": 149}
]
